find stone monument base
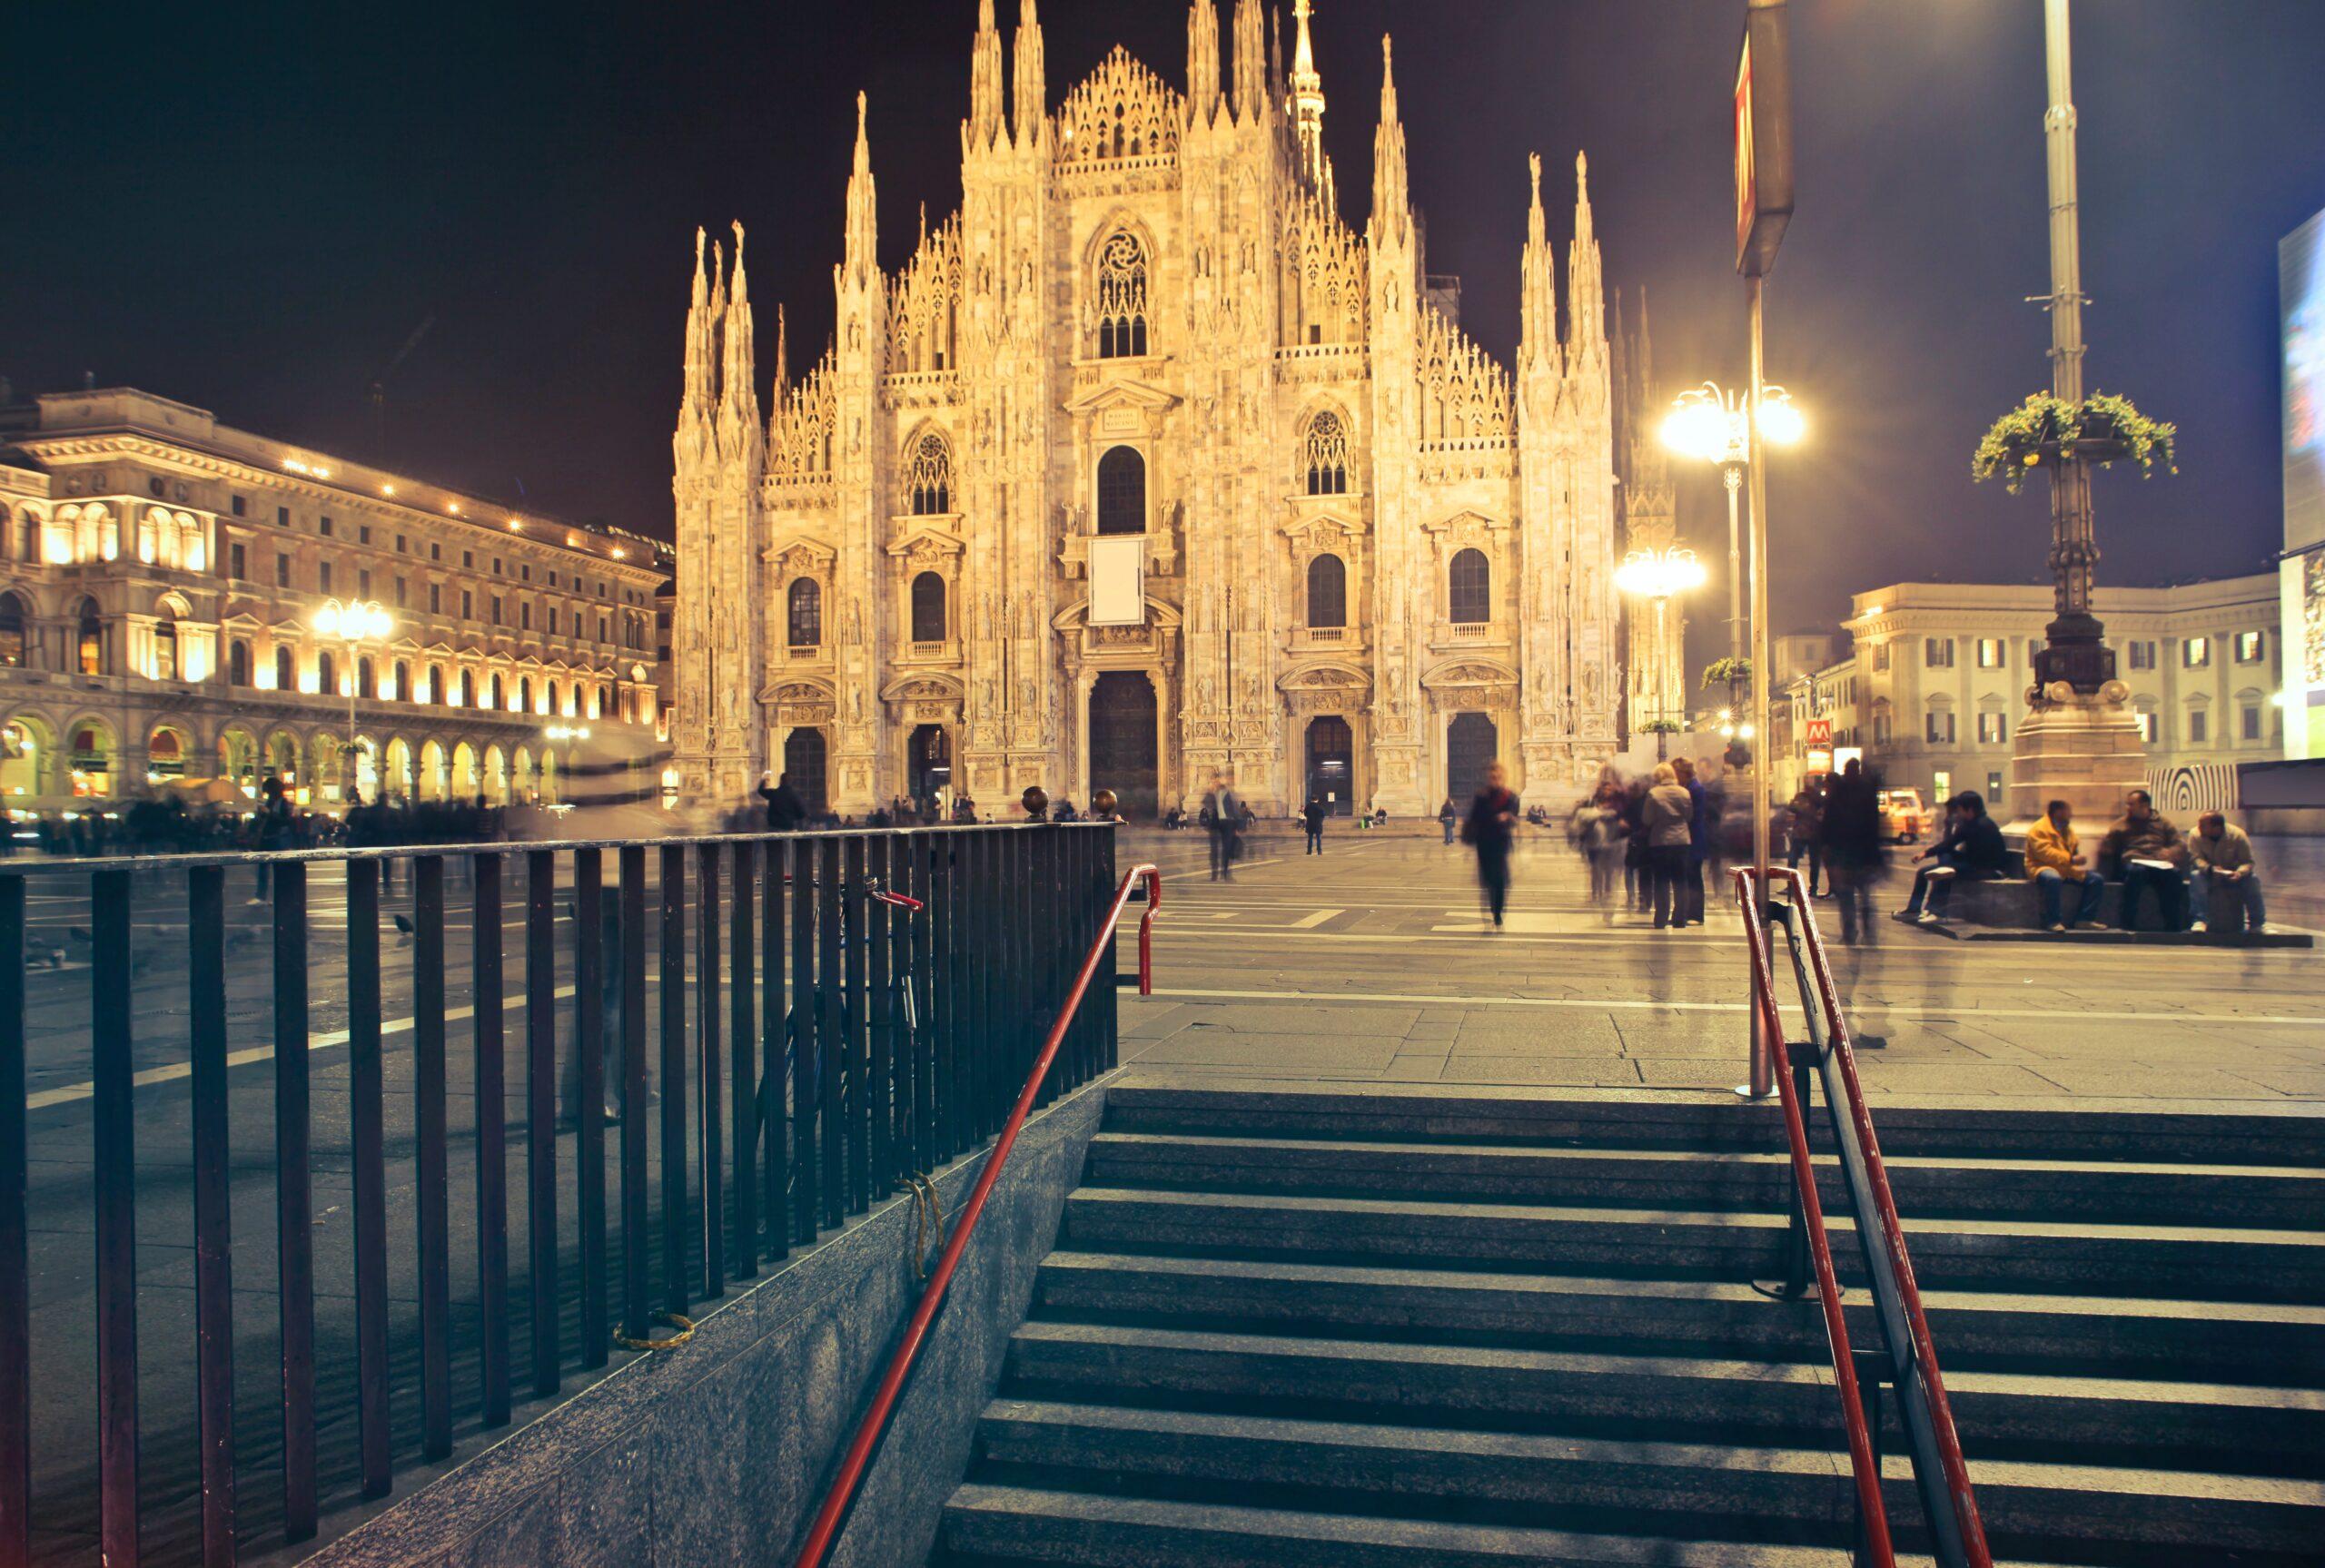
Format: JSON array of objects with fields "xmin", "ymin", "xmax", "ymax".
[{"xmin": 2003, "ymin": 679, "xmax": 2147, "ymax": 839}]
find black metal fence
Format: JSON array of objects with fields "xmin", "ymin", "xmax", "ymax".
[{"xmin": 0, "ymin": 823, "xmax": 1122, "ymax": 1568}]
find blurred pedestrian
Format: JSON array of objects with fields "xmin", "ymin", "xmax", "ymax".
[
  {"xmin": 1462, "ymin": 761, "xmax": 1519, "ymax": 928},
  {"xmin": 1301, "ymin": 793, "xmax": 1328, "ymax": 855},
  {"xmin": 1821, "ymin": 759, "xmax": 1885, "ymax": 946},
  {"xmin": 1671, "ymin": 756, "xmax": 1710, "ymax": 927},
  {"xmin": 1202, "ymin": 772, "xmax": 1243, "ymax": 882},
  {"xmin": 1787, "ymin": 780, "xmax": 1827, "ymax": 898},
  {"xmin": 1439, "ymin": 798, "xmax": 1458, "ymax": 845},
  {"xmin": 759, "ymin": 770, "xmax": 806, "ymax": 832},
  {"xmin": 252, "ymin": 776, "xmax": 294, "ymax": 903},
  {"xmin": 1644, "ymin": 764, "xmax": 1693, "ymax": 930}
]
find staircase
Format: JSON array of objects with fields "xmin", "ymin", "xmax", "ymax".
[{"xmin": 934, "ymin": 1080, "xmax": 2325, "ymax": 1567}]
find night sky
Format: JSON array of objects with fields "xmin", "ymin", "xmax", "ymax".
[{"xmin": 10, "ymin": 1, "xmax": 2323, "ymax": 665}]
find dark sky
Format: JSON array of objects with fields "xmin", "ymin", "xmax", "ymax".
[{"xmin": 9, "ymin": 1, "xmax": 2323, "ymax": 664}]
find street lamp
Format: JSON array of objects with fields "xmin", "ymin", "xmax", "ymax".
[
  {"xmin": 1615, "ymin": 546, "xmax": 1707, "ymax": 759},
  {"xmin": 312, "ymin": 597, "xmax": 392, "ymax": 805},
  {"xmin": 1660, "ymin": 381, "xmax": 1804, "ymax": 671}
]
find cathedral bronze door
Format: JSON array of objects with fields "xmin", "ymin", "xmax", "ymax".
[
  {"xmin": 1305, "ymin": 715, "xmax": 1353, "ymax": 814},
  {"xmin": 1088, "ymin": 671, "xmax": 1158, "ymax": 820},
  {"xmin": 1446, "ymin": 712, "xmax": 1498, "ymax": 804},
  {"xmin": 784, "ymin": 727, "xmax": 828, "ymax": 816},
  {"xmin": 907, "ymin": 724, "xmax": 951, "ymax": 812}
]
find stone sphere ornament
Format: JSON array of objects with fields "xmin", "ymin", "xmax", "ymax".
[
  {"xmin": 1091, "ymin": 788, "xmax": 1119, "ymax": 817},
  {"xmin": 1021, "ymin": 785, "xmax": 1050, "ymax": 819},
  {"xmin": 2100, "ymin": 679, "xmax": 2131, "ymax": 705}
]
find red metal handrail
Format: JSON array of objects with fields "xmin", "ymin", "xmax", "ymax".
[
  {"xmin": 1772, "ymin": 866, "xmax": 1992, "ymax": 1565},
  {"xmin": 789, "ymin": 862, "xmax": 1162, "ymax": 1568},
  {"xmin": 1733, "ymin": 869, "xmax": 1895, "ymax": 1565}
]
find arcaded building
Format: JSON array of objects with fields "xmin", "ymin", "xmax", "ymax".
[
  {"xmin": 672, "ymin": 0, "xmax": 1639, "ymax": 818},
  {"xmin": 0, "ymin": 388, "xmax": 670, "ymax": 812}
]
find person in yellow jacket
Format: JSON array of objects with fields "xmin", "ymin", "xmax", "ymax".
[{"xmin": 2025, "ymin": 798, "xmax": 2105, "ymax": 932}]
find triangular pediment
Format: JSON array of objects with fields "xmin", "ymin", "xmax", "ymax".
[
  {"xmin": 1062, "ymin": 377, "xmax": 1178, "ymax": 417},
  {"xmin": 1420, "ymin": 508, "xmax": 1507, "ymax": 535},
  {"xmin": 885, "ymin": 520, "xmax": 965, "ymax": 558}
]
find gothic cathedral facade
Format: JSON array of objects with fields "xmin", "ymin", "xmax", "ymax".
[{"xmin": 673, "ymin": 0, "xmax": 1659, "ymax": 820}]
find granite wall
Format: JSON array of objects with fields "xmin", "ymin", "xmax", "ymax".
[{"xmin": 288, "ymin": 1078, "xmax": 1112, "ymax": 1568}]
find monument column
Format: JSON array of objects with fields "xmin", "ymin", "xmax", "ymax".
[{"xmin": 2006, "ymin": 0, "xmax": 2145, "ymax": 831}]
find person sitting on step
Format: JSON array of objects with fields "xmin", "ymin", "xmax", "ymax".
[{"xmin": 2025, "ymin": 798, "xmax": 2105, "ymax": 932}]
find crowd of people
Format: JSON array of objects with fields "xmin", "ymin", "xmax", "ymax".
[
  {"xmin": 0, "ymin": 778, "xmax": 514, "ymax": 861},
  {"xmin": 1544, "ymin": 761, "xmax": 2275, "ymax": 941}
]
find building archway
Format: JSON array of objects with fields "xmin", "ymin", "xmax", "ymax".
[
  {"xmin": 264, "ymin": 730, "xmax": 301, "ymax": 790},
  {"xmin": 418, "ymin": 739, "xmax": 448, "ymax": 802},
  {"xmin": 1304, "ymin": 715, "xmax": 1355, "ymax": 815},
  {"xmin": 482, "ymin": 745, "xmax": 508, "ymax": 806},
  {"xmin": 783, "ymin": 727, "xmax": 828, "ymax": 816},
  {"xmin": 217, "ymin": 727, "xmax": 261, "ymax": 795},
  {"xmin": 513, "ymin": 745, "xmax": 536, "ymax": 804},
  {"xmin": 1088, "ymin": 670, "xmax": 1159, "ymax": 819},
  {"xmin": 383, "ymin": 736, "xmax": 414, "ymax": 801},
  {"xmin": 450, "ymin": 742, "xmax": 479, "ymax": 800},
  {"xmin": 68, "ymin": 718, "xmax": 117, "ymax": 798},
  {"xmin": 1, "ymin": 715, "xmax": 55, "ymax": 800},
  {"xmin": 539, "ymin": 748, "xmax": 559, "ymax": 805},
  {"xmin": 349, "ymin": 735, "xmax": 380, "ymax": 802},
  {"xmin": 1446, "ymin": 711, "xmax": 1499, "ymax": 804},
  {"xmin": 906, "ymin": 723, "xmax": 951, "ymax": 810},
  {"xmin": 145, "ymin": 723, "xmax": 193, "ymax": 786}
]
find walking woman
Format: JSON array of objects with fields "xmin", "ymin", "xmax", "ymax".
[{"xmin": 1462, "ymin": 762, "xmax": 1520, "ymax": 928}]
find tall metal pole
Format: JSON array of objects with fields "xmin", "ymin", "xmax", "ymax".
[
  {"xmin": 1724, "ymin": 466, "xmax": 1745, "ymax": 668},
  {"xmin": 2037, "ymin": 0, "xmax": 2108, "ymax": 690},
  {"xmin": 1744, "ymin": 278, "xmax": 1774, "ymax": 1100}
]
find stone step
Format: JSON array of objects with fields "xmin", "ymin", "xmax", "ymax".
[
  {"xmin": 1060, "ymin": 1186, "xmax": 2325, "ymax": 1303},
  {"xmin": 1001, "ymin": 1319, "xmax": 2325, "ymax": 1474},
  {"xmin": 940, "ymin": 1484, "xmax": 1855, "ymax": 1567},
  {"xmin": 1032, "ymin": 1252, "xmax": 2325, "ymax": 1386},
  {"xmin": 1101, "ymin": 1080, "xmax": 2325, "ymax": 1165},
  {"xmin": 972, "ymin": 1397, "xmax": 1859, "ymax": 1533},
  {"xmin": 1083, "ymin": 1131, "xmax": 2325, "ymax": 1227},
  {"xmin": 968, "ymin": 1400, "xmax": 2325, "ymax": 1560}
]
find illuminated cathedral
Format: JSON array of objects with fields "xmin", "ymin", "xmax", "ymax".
[{"xmin": 672, "ymin": 0, "xmax": 1658, "ymax": 817}]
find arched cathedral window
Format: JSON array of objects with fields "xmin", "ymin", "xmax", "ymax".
[
  {"xmin": 787, "ymin": 578, "xmax": 823, "ymax": 648},
  {"xmin": 1449, "ymin": 547, "xmax": 1491, "ymax": 626},
  {"xmin": 905, "ymin": 430, "xmax": 952, "ymax": 515},
  {"xmin": 1304, "ymin": 410, "xmax": 1350, "ymax": 496},
  {"xmin": 1307, "ymin": 554, "xmax": 1347, "ymax": 629},
  {"xmin": 910, "ymin": 571, "xmax": 946, "ymax": 643},
  {"xmin": 1096, "ymin": 447, "xmax": 1146, "ymax": 536},
  {"xmin": 1095, "ymin": 232, "xmax": 1149, "ymax": 359}
]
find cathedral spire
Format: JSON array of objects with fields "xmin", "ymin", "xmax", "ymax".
[
  {"xmin": 773, "ymin": 303, "xmax": 789, "ymax": 394},
  {"xmin": 1012, "ymin": 0, "xmax": 1046, "ymax": 148},
  {"xmin": 1632, "ymin": 282, "xmax": 1653, "ymax": 399},
  {"xmin": 1566, "ymin": 150, "xmax": 1604, "ymax": 350},
  {"xmin": 1519, "ymin": 152, "xmax": 1557, "ymax": 372},
  {"xmin": 719, "ymin": 222, "xmax": 761, "ymax": 455},
  {"xmin": 1232, "ymin": 0, "xmax": 1264, "ymax": 122},
  {"xmin": 1368, "ymin": 35, "xmax": 1409, "ymax": 248},
  {"xmin": 1187, "ymin": 0, "xmax": 1222, "ymax": 124},
  {"xmin": 968, "ymin": 0, "xmax": 1004, "ymax": 148},
  {"xmin": 1291, "ymin": 0, "xmax": 1326, "ymax": 187},
  {"xmin": 844, "ymin": 92, "xmax": 878, "ymax": 285},
  {"xmin": 681, "ymin": 226, "xmax": 715, "ymax": 417},
  {"xmin": 1269, "ymin": 5, "xmax": 1283, "ymax": 105}
]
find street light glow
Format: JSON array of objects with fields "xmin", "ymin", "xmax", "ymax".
[
  {"xmin": 1613, "ymin": 546, "xmax": 1707, "ymax": 600},
  {"xmin": 1661, "ymin": 381, "xmax": 1804, "ymax": 466},
  {"xmin": 313, "ymin": 597, "xmax": 393, "ymax": 642}
]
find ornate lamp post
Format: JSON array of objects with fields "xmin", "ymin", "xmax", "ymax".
[
  {"xmin": 1615, "ymin": 546, "xmax": 1707, "ymax": 759},
  {"xmin": 1660, "ymin": 382, "xmax": 1803, "ymax": 676},
  {"xmin": 312, "ymin": 597, "xmax": 392, "ymax": 804}
]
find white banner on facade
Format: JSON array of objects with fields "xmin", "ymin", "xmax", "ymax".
[{"xmin": 1087, "ymin": 535, "xmax": 1146, "ymax": 626}]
